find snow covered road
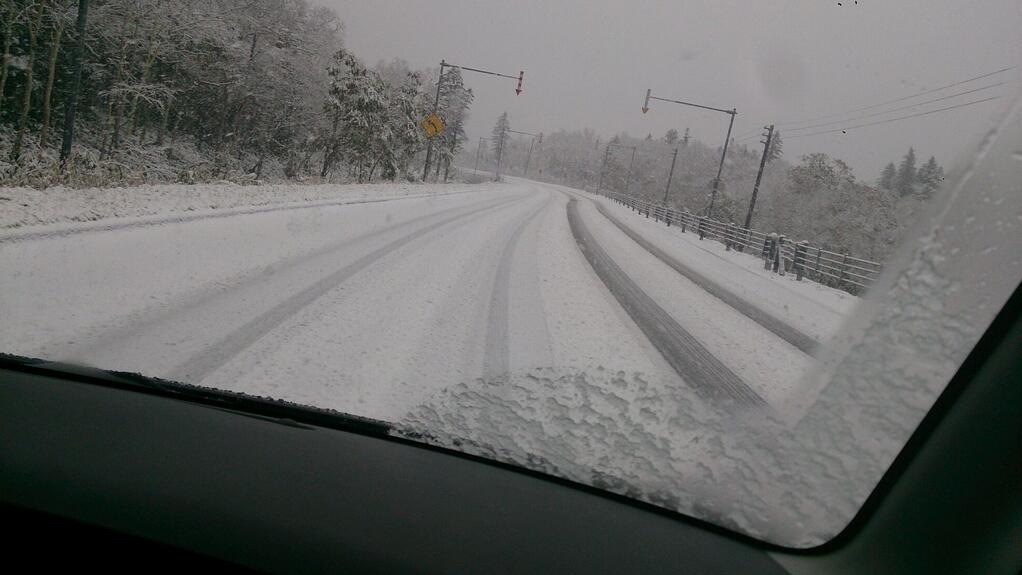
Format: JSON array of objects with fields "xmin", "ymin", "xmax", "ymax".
[{"xmin": 1, "ymin": 180, "xmax": 853, "ymax": 421}]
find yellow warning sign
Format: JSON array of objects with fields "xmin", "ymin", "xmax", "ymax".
[{"xmin": 420, "ymin": 114, "xmax": 445, "ymax": 138}]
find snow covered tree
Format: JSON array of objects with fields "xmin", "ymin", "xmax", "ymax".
[
  {"xmin": 681, "ymin": 127, "xmax": 691, "ymax": 147},
  {"xmin": 915, "ymin": 156, "xmax": 943, "ymax": 199},
  {"xmin": 878, "ymin": 162, "xmax": 897, "ymax": 192},
  {"xmin": 2, "ymin": 0, "xmax": 347, "ymax": 183},
  {"xmin": 435, "ymin": 67, "xmax": 473, "ymax": 181},
  {"xmin": 325, "ymin": 50, "xmax": 390, "ymax": 182},
  {"xmin": 789, "ymin": 153, "xmax": 838, "ymax": 195},
  {"xmin": 895, "ymin": 147, "xmax": 917, "ymax": 197},
  {"xmin": 664, "ymin": 128, "xmax": 678, "ymax": 145}
]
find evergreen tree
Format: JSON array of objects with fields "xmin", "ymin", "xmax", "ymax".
[
  {"xmin": 681, "ymin": 128, "xmax": 690, "ymax": 147},
  {"xmin": 878, "ymin": 162, "xmax": 897, "ymax": 191},
  {"xmin": 664, "ymin": 129, "xmax": 679, "ymax": 145},
  {"xmin": 895, "ymin": 147, "xmax": 917, "ymax": 197},
  {"xmin": 915, "ymin": 156, "xmax": 943, "ymax": 199}
]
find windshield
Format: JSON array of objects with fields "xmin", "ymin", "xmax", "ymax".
[{"xmin": 1, "ymin": 0, "xmax": 1020, "ymax": 548}]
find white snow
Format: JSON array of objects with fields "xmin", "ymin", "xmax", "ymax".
[
  {"xmin": 0, "ymin": 181, "xmax": 483, "ymax": 238},
  {"xmin": 587, "ymin": 190, "xmax": 858, "ymax": 342},
  {"xmin": 572, "ymin": 197, "xmax": 815, "ymax": 412}
]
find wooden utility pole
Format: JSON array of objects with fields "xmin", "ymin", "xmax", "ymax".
[
  {"xmin": 743, "ymin": 125, "xmax": 774, "ymax": 230},
  {"xmin": 596, "ymin": 145, "xmax": 610, "ymax": 194},
  {"xmin": 473, "ymin": 137, "xmax": 484, "ymax": 175}
]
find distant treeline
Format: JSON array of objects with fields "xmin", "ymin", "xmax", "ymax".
[{"xmin": 473, "ymin": 120, "xmax": 944, "ymax": 263}]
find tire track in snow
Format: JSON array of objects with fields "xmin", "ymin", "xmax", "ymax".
[
  {"xmin": 483, "ymin": 190, "xmax": 554, "ymax": 377},
  {"xmin": 169, "ymin": 194, "xmax": 528, "ymax": 384},
  {"xmin": 58, "ymin": 193, "xmax": 518, "ymax": 362},
  {"xmin": 591, "ymin": 200, "xmax": 819, "ymax": 355},
  {"xmin": 565, "ymin": 198, "xmax": 767, "ymax": 407}
]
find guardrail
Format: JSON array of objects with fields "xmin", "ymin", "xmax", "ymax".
[{"xmin": 594, "ymin": 190, "xmax": 883, "ymax": 295}]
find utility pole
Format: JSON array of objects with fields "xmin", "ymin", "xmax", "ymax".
[
  {"xmin": 582, "ymin": 137, "xmax": 600, "ymax": 190},
  {"xmin": 708, "ymin": 109, "xmax": 737, "ymax": 217},
  {"xmin": 422, "ymin": 59, "xmax": 446, "ymax": 182},
  {"xmin": 422, "ymin": 60, "xmax": 524, "ymax": 181},
  {"xmin": 743, "ymin": 124, "xmax": 774, "ymax": 230},
  {"xmin": 642, "ymin": 88, "xmax": 736, "ymax": 217},
  {"xmin": 606, "ymin": 142, "xmax": 638, "ymax": 197},
  {"xmin": 507, "ymin": 129, "xmax": 541, "ymax": 178},
  {"xmin": 662, "ymin": 147, "xmax": 679, "ymax": 205},
  {"xmin": 523, "ymin": 138, "xmax": 535, "ymax": 177},
  {"xmin": 625, "ymin": 146, "xmax": 637, "ymax": 196},
  {"xmin": 596, "ymin": 145, "xmax": 610, "ymax": 194},
  {"xmin": 473, "ymin": 137, "xmax": 484, "ymax": 175}
]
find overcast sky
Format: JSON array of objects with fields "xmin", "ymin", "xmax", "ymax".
[{"xmin": 321, "ymin": 0, "xmax": 1021, "ymax": 178}]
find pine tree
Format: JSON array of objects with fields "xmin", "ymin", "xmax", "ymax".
[
  {"xmin": 664, "ymin": 129, "xmax": 678, "ymax": 145},
  {"xmin": 915, "ymin": 156, "xmax": 943, "ymax": 199},
  {"xmin": 895, "ymin": 147, "xmax": 917, "ymax": 197},
  {"xmin": 681, "ymin": 128, "xmax": 690, "ymax": 147},
  {"xmin": 878, "ymin": 162, "xmax": 897, "ymax": 191}
]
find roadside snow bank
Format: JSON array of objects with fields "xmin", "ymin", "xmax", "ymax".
[{"xmin": 0, "ymin": 182, "xmax": 482, "ymax": 233}]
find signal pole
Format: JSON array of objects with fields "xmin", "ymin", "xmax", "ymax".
[
  {"xmin": 642, "ymin": 89, "xmax": 736, "ymax": 217},
  {"xmin": 743, "ymin": 125, "xmax": 774, "ymax": 230},
  {"xmin": 423, "ymin": 60, "xmax": 524, "ymax": 181}
]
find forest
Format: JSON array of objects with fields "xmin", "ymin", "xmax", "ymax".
[{"xmin": 0, "ymin": 0, "xmax": 472, "ymax": 186}]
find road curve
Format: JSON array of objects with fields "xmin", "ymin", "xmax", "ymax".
[
  {"xmin": 591, "ymin": 199, "xmax": 819, "ymax": 355},
  {"xmin": 565, "ymin": 197, "xmax": 767, "ymax": 407}
]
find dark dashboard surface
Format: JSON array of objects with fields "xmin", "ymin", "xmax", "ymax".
[{"xmin": 0, "ymin": 364, "xmax": 785, "ymax": 574}]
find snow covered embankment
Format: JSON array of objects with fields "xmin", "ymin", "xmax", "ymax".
[{"xmin": 0, "ymin": 182, "xmax": 483, "ymax": 239}]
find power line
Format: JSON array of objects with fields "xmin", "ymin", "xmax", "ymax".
[
  {"xmin": 775, "ymin": 65, "xmax": 1017, "ymax": 128},
  {"xmin": 785, "ymin": 95, "xmax": 1001, "ymax": 139},
  {"xmin": 783, "ymin": 81, "xmax": 1007, "ymax": 133}
]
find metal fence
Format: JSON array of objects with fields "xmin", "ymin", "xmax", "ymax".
[{"xmin": 595, "ymin": 190, "xmax": 884, "ymax": 295}]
